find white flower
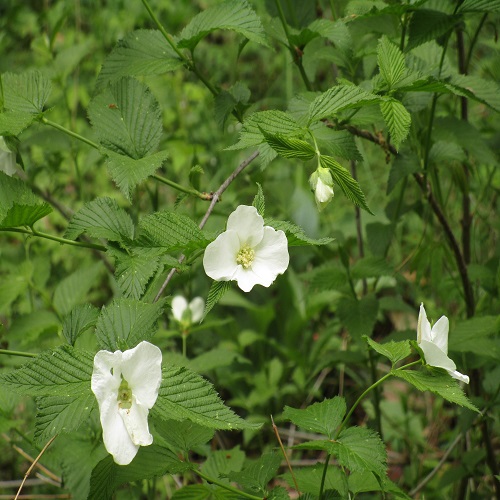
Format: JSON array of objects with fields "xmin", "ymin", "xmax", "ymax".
[
  {"xmin": 0, "ymin": 136, "xmax": 16, "ymax": 176},
  {"xmin": 172, "ymin": 295, "xmax": 204, "ymax": 324},
  {"xmin": 91, "ymin": 341, "xmax": 162, "ymax": 465},
  {"xmin": 417, "ymin": 303, "xmax": 469, "ymax": 384},
  {"xmin": 309, "ymin": 167, "xmax": 334, "ymax": 210},
  {"xmin": 203, "ymin": 205, "xmax": 289, "ymax": 293}
]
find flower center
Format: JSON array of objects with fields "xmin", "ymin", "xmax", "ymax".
[
  {"xmin": 236, "ymin": 246, "xmax": 255, "ymax": 269},
  {"xmin": 117, "ymin": 377, "xmax": 133, "ymax": 410}
]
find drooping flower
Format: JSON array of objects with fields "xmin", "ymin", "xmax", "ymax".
[
  {"xmin": 0, "ymin": 136, "xmax": 16, "ymax": 176},
  {"xmin": 91, "ymin": 341, "xmax": 162, "ymax": 465},
  {"xmin": 309, "ymin": 167, "xmax": 334, "ymax": 210},
  {"xmin": 417, "ymin": 303, "xmax": 469, "ymax": 384},
  {"xmin": 203, "ymin": 205, "xmax": 289, "ymax": 293},
  {"xmin": 172, "ymin": 295, "xmax": 204, "ymax": 325}
]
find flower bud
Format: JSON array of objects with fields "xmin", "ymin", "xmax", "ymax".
[{"xmin": 309, "ymin": 167, "xmax": 334, "ymax": 210}]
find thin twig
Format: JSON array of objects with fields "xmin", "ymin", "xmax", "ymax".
[{"xmin": 153, "ymin": 151, "xmax": 260, "ymax": 302}]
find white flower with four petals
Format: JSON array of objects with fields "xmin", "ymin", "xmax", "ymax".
[
  {"xmin": 91, "ymin": 341, "xmax": 162, "ymax": 465},
  {"xmin": 203, "ymin": 205, "xmax": 289, "ymax": 292},
  {"xmin": 417, "ymin": 303, "xmax": 469, "ymax": 384}
]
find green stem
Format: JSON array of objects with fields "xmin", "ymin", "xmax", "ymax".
[
  {"xmin": 1, "ymin": 227, "xmax": 107, "ymax": 251},
  {"xmin": 0, "ymin": 348, "xmax": 37, "ymax": 358},
  {"xmin": 41, "ymin": 117, "xmax": 99, "ymax": 150},
  {"xmin": 182, "ymin": 332, "xmax": 187, "ymax": 358},
  {"xmin": 152, "ymin": 174, "xmax": 210, "ymax": 200},
  {"xmin": 194, "ymin": 469, "xmax": 263, "ymax": 500}
]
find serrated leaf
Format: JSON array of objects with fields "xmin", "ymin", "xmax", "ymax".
[
  {"xmin": 2, "ymin": 70, "xmax": 52, "ymax": 114},
  {"xmin": 312, "ymin": 126, "xmax": 363, "ymax": 161},
  {"xmin": 178, "ymin": 0, "xmax": 269, "ymax": 50},
  {"xmin": 96, "ymin": 30, "xmax": 183, "ymax": 89},
  {"xmin": 201, "ymin": 446, "xmax": 246, "ymax": 484},
  {"xmin": 53, "ymin": 263, "xmax": 103, "ymax": 317},
  {"xmin": 89, "ymin": 445, "xmax": 191, "ymax": 499},
  {"xmin": 95, "ymin": 298, "xmax": 165, "ymax": 351},
  {"xmin": 104, "ymin": 149, "xmax": 169, "ymax": 199},
  {"xmin": 34, "ymin": 392, "xmax": 96, "ymax": 443},
  {"xmin": 283, "ymin": 397, "xmax": 346, "ymax": 438},
  {"xmin": 282, "ymin": 464, "xmax": 345, "ymax": 497},
  {"xmin": 227, "ymin": 452, "xmax": 282, "ymax": 494},
  {"xmin": 0, "ymin": 172, "xmax": 52, "ymax": 227},
  {"xmin": 380, "ymin": 98, "xmax": 411, "ymax": 151},
  {"xmin": 307, "ymin": 18, "xmax": 353, "ymax": 53},
  {"xmin": 319, "ymin": 155, "xmax": 372, "ymax": 213},
  {"xmin": 428, "ymin": 141, "xmax": 465, "ymax": 164},
  {"xmin": 252, "ymin": 183, "xmax": 265, "ymax": 216},
  {"xmin": 377, "ymin": 36, "xmax": 406, "ymax": 88},
  {"xmin": 88, "ymin": 77, "xmax": 162, "ymax": 159},
  {"xmin": 0, "ymin": 345, "xmax": 94, "ymax": 396},
  {"xmin": 64, "ymin": 197, "xmax": 134, "ymax": 242},
  {"xmin": 0, "ymin": 111, "xmax": 37, "ymax": 136},
  {"xmin": 137, "ymin": 210, "xmax": 208, "ymax": 253},
  {"xmin": 154, "ymin": 418, "xmax": 214, "ymax": 452},
  {"xmin": 458, "ymin": 0, "xmax": 500, "ymax": 12},
  {"xmin": 406, "ymin": 10, "xmax": 459, "ymax": 51},
  {"xmin": 308, "ymin": 85, "xmax": 379, "ymax": 124},
  {"xmin": 337, "ymin": 294, "xmax": 379, "ymax": 340},
  {"xmin": 265, "ymin": 218, "xmax": 334, "ymax": 246},
  {"xmin": 203, "ymin": 280, "xmax": 232, "ymax": 320},
  {"xmin": 62, "ymin": 304, "xmax": 100, "ymax": 346},
  {"xmin": 214, "ymin": 81, "xmax": 250, "ymax": 128},
  {"xmin": 365, "ymin": 337, "xmax": 411, "ymax": 366},
  {"xmin": 392, "ymin": 369, "xmax": 479, "ymax": 411},
  {"xmin": 261, "ymin": 130, "xmax": 316, "ymax": 160},
  {"xmin": 152, "ymin": 365, "xmax": 257, "ymax": 430},
  {"xmin": 448, "ymin": 74, "xmax": 500, "ymax": 113},
  {"xmin": 451, "ymin": 316, "xmax": 500, "ymax": 359}
]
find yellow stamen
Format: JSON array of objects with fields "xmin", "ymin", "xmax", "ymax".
[{"xmin": 236, "ymin": 246, "xmax": 255, "ymax": 269}]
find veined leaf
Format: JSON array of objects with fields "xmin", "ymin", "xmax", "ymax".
[
  {"xmin": 0, "ymin": 172, "xmax": 52, "ymax": 228},
  {"xmin": 377, "ymin": 36, "xmax": 406, "ymax": 88},
  {"xmin": 177, "ymin": 0, "xmax": 268, "ymax": 50},
  {"xmin": 406, "ymin": 10, "xmax": 459, "ymax": 51},
  {"xmin": 282, "ymin": 464, "xmax": 345, "ymax": 497},
  {"xmin": 96, "ymin": 30, "xmax": 183, "ymax": 89},
  {"xmin": 152, "ymin": 365, "xmax": 257, "ymax": 430},
  {"xmin": 308, "ymin": 85, "xmax": 379, "ymax": 124},
  {"xmin": 202, "ymin": 280, "xmax": 232, "ymax": 320},
  {"xmin": 62, "ymin": 304, "xmax": 100, "ymax": 346},
  {"xmin": 89, "ymin": 446, "xmax": 191, "ymax": 499},
  {"xmin": 458, "ymin": 0, "xmax": 500, "ymax": 12},
  {"xmin": 448, "ymin": 74, "xmax": 500, "ymax": 113},
  {"xmin": 392, "ymin": 369, "xmax": 479, "ymax": 411},
  {"xmin": 154, "ymin": 419, "xmax": 214, "ymax": 453},
  {"xmin": 264, "ymin": 218, "xmax": 334, "ymax": 246},
  {"xmin": 365, "ymin": 337, "xmax": 411, "ymax": 366},
  {"xmin": 252, "ymin": 182, "xmax": 265, "ymax": 216},
  {"xmin": 0, "ymin": 345, "xmax": 94, "ymax": 396},
  {"xmin": 2, "ymin": 70, "xmax": 52, "ymax": 115},
  {"xmin": 88, "ymin": 77, "xmax": 162, "ymax": 159},
  {"xmin": 94, "ymin": 298, "xmax": 165, "ymax": 351},
  {"xmin": 227, "ymin": 452, "xmax": 281, "ymax": 494},
  {"xmin": 283, "ymin": 397, "xmax": 346, "ymax": 439},
  {"xmin": 64, "ymin": 197, "xmax": 134, "ymax": 242},
  {"xmin": 261, "ymin": 130, "xmax": 316, "ymax": 160},
  {"xmin": 380, "ymin": 98, "xmax": 411, "ymax": 151},
  {"xmin": 0, "ymin": 111, "xmax": 37, "ymax": 136},
  {"xmin": 319, "ymin": 155, "xmax": 372, "ymax": 213},
  {"xmin": 307, "ymin": 18, "xmax": 353, "ymax": 53}
]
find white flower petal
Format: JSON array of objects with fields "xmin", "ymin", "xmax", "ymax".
[
  {"xmin": 448, "ymin": 370, "xmax": 470, "ymax": 384},
  {"xmin": 189, "ymin": 297, "xmax": 205, "ymax": 323},
  {"xmin": 315, "ymin": 178, "xmax": 334, "ymax": 204},
  {"xmin": 431, "ymin": 316, "xmax": 449, "ymax": 354},
  {"xmin": 119, "ymin": 397, "xmax": 153, "ymax": 446},
  {"xmin": 417, "ymin": 303, "xmax": 432, "ymax": 343},
  {"xmin": 252, "ymin": 227, "xmax": 289, "ymax": 275},
  {"xmin": 121, "ymin": 341, "xmax": 162, "ymax": 409},
  {"xmin": 419, "ymin": 340, "xmax": 457, "ymax": 372},
  {"xmin": 171, "ymin": 296, "xmax": 188, "ymax": 321},
  {"xmin": 91, "ymin": 350, "xmax": 122, "ymax": 402},
  {"xmin": 232, "ymin": 267, "xmax": 264, "ymax": 292},
  {"xmin": 203, "ymin": 230, "xmax": 239, "ymax": 281},
  {"xmin": 226, "ymin": 205, "xmax": 264, "ymax": 247}
]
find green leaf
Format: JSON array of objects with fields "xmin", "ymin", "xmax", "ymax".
[
  {"xmin": 88, "ymin": 77, "xmax": 162, "ymax": 159},
  {"xmin": 448, "ymin": 74, "xmax": 500, "ymax": 113},
  {"xmin": 172, "ymin": 484, "xmax": 241, "ymax": 499},
  {"xmin": 380, "ymin": 98, "xmax": 411, "ymax": 151},
  {"xmin": 261, "ymin": 130, "xmax": 316, "ymax": 160},
  {"xmin": 96, "ymin": 30, "xmax": 183, "ymax": 89},
  {"xmin": 94, "ymin": 298, "xmax": 165, "ymax": 351},
  {"xmin": 227, "ymin": 452, "xmax": 282, "ymax": 494},
  {"xmin": 308, "ymin": 85, "xmax": 379, "ymax": 124},
  {"xmin": 458, "ymin": 0, "xmax": 500, "ymax": 12},
  {"xmin": 365, "ymin": 337, "xmax": 411, "ymax": 366},
  {"xmin": 89, "ymin": 445, "xmax": 191, "ymax": 499},
  {"xmin": 152, "ymin": 365, "xmax": 257, "ymax": 430},
  {"xmin": 34, "ymin": 392, "xmax": 96, "ymax": 443},
  {"xmin": 214, "ymin": 81, "xmax": 251, "ymax": 128},
  {"xmin": 0, "ymin": 345, "xmax": 93, "ymax": 396},
  {"xmin": 137, "ymin": 210, "xmax": 208, "ymax": 253},
  {"xmin": 53, "ymin": 263, "xmax": 103, "ymax": 317},
  {"xmin": 104, "ymin": 149, "xmax": 169, "ymax": 199},
  {"xmin": 252, "ymin": 182, "xmax": 265, "ymax": 216},
  {"xmin": 392, "ymin": 369, "xmax": 479, "ymax": 412},
  {"xmin": 319, "ymin": 155, "xmax": 372, "ymax": 214},
  {"xmin": 201, "ymin": 446, "xmax": 245, "ymax": 484},
  {"xmin": 64, "ymin": 197, "xmax": 134, "ymax": 242},
  {"xmin": 62, "ymin": 304, "xmax": 100, "ymax": 346},
  {"xmin": 0, "ymin": 111, "xmax": 37, "ymax": 136},
  {"xmin": 177, "ymin": 0, "xmax": 269, "ymax": 50},
  {"xmin": 0, "ymin": 172, "xmax": 52, "ymax": 227},
  {"xmin": 2, "ymin": 70, "xmax": 52, "ymax": 114},
  {"xmin": 337, "ymin": 294, "xmax": 379, "ymax": 340},
  {"xmin": 203, "ymin": 280, "xmax": 232, "ymax": 320},
  {"xmin": 350, "ymin": 257, "xmax": 393, "ymax": 279},
  {"xmin": 265, "ymin": 218, "xmax": 334, "ymax": 246},
  {"xmin": 377, "ymin": 36, "xmax": 406, "ymax": 88},
  {"xmin": 154, "ymin": 418, "xmax": 214, "ymax": 452},
  {"xmin": 451, "ymin": 316, "xmax": 500, "ymax": 359},
  {"xmin": 406, "ymin": 10, "xmax": 459, "ymax": 51},
  {"xmin": 282, "ymin": 463, "xmax": 345, "ymax": 497},
  {"xmin": 283, "ymin": 397, "xmax": 346, "ymax": 438}
]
